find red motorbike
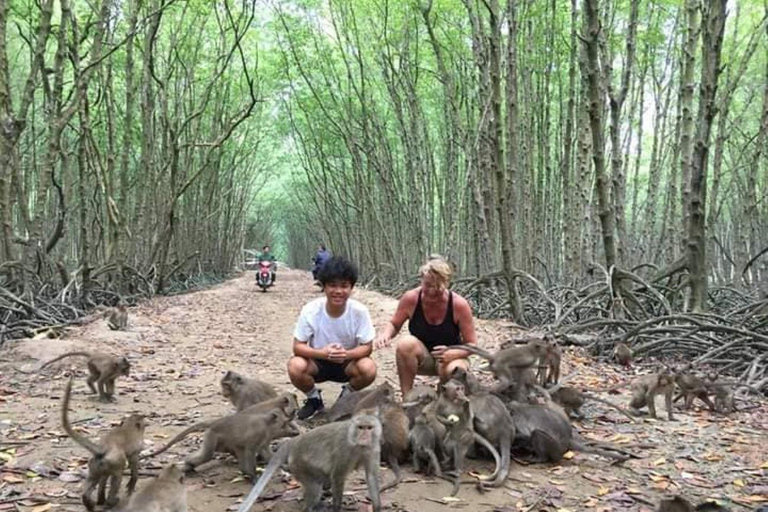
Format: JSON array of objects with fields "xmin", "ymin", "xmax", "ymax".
[{"xmin": 256, "ymin": 261, "xmax": 274, "ymax": 292}]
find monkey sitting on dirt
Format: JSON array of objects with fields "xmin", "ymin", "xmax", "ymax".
[
  {"xmin": 107, "ymin": 304, "xmax": 129, "ymax": 330},
  {"xmin": 118, "ymin": 463, "xmax": 187, "ymax": 512},
  {"xmin": 220, "ymin": 370, "xmax": 278, "ymax": 411}
]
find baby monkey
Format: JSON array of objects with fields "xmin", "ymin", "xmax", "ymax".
[
  {"xmin": 409, "ymin": 413, "xmax": 441, "ymax": 477},
  {"xmin": 119, "ymin": 463, "xmax": 187, "ymax": 512},
  {"xmin": 107, "ymin": 304, "xmax": 129, "ymax": 330}
]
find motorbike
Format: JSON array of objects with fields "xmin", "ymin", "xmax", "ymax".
[{"xmin": 256, "ymin": 261, "xmax": 274, "ymax": 292}]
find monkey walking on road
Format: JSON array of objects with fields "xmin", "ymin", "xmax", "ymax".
[
  {"xmin": 41, "ymin": 351, "xmax": 131, "ymax": 402},
  {"xmin": 61, "ymin": 378, "xmax": 145, "ymax": 510},
  {"xmin": 237, "ymin": 411, "xmax": 383, "ymax": 512}
]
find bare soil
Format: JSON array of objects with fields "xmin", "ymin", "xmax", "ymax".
[{"xmin": 1, "ymin": 270, "xmax": 766, "ymax": 512}]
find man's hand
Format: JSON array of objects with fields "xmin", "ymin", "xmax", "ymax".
[{"xmin": 326, "ymin": 343, "xmax": 348, "ymax": 363}]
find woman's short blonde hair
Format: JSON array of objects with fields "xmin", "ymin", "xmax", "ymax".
[{"xmin": 419, "ymin": 255, "xmax": 452, "ymax": 289}]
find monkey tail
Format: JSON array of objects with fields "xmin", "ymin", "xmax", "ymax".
[
  {"xmin": 140, "ymin": 420, "xmax": 215, "ymax": 459},
  {"xmin": 237, "ymin": 441, "xmax": 290, "ymax": 512},
  {"xmin": 426, "ymin": 448, "xmax": 442, "ymax": 478},
  {"xmin": 41, "ymin": 351, "xmax": 92, "ymax": 369},
  {"xmin": 61, "ymin": 378, "xmax": 104, "ymax": 456},
  {"xmin": 571, "ymin": 435, "xmax": 638, "ymax": 462},
  {"xmin": 446, "ymin": 344, "xmax": 493, "ymax": 361},
  {"xmin": 485, "ymin": 434, "xmax": 511, "ymax": 487},
  {"xmin": 582, "ymin": 393, "xmax": 637, "ymax": 422},
  {"xmin": 472, "ymin": 432, "xmax": 501, "ymax": 483}
]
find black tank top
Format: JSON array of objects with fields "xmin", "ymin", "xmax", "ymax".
[{"xmin": 408, "ymin": 290, "xmax": 461, "ymax": 351}]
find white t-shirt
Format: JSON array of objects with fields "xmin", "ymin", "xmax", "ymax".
[{"xmin": 293, "ymin": 297, "xmax": 375, "ymax": 350}]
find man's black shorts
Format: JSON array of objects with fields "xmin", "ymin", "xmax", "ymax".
[{"xmin": 313, "ymin": 359, "xmax": 351, "ymax": 383}]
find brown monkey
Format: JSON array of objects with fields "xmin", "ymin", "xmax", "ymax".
[
  {"xmin": 449, "ymin": 367, "xmax": 514, "ymax": 487},
  {"xmin": 61, "ymin": 378, "xmax": 145, "ymax": 510},
  {"xmin": 447, "ymin": 367, "xmax": 486, "ymax": 394},
  {"xmin": 536, "ymin": 336, "xmax": 561, "ymax": 385},
  {"xmin": 241, "ymin": 392, "xmax": 300, "ymax": 436},
  {"xmin": 107, "ymin": 304, "xmax": 129, "ymax": 331},
  {"xmin": 317, "ymin": 386, "xmax": 378, "ymax": 422},
  {"xmin": 613, "ymin": 343, "xmax": 632, "ymax": 367},
  {"xmin": 673, "ymin": 374, "xmax": 716, "ymax": 411},
  {"xmin": 449, "ymin": 341, "xmax": 551, "ymax": 392},
  {"xmin": 120, "ymin": 463, "xmax": 187, "ymax": 512},
  {"xmin": 409, "ymin": 413, "xmax": 441, "ymax": 477},
  {"xmin": 352, "ymin": 381, "xmax": 395, "ymax": 413},
  {"xmin": 355, "ymin": 394, "xmax": 409, "ymax": 491},
  {"xmin": 41, "ymin": 351, "xmax": 130, "ymax": 402},
  {"xmin": 629, "ymin": 371, "xmax": 676, "ymax": 420},
  {"xmin": 236, "ymin": 411, "xmax": 383, "ymax": 512},
  {"xmin": 220, "ymin": 370, "xmax": 278, "ymax": 411},
  {"xmin": 550, "ymin": 386, "xmax": 636, "ymax": 422},
  {"xmin": 704, "ymin": 374, "xmax": 738, "ymax": 414},
  {"xmin": 437, "ymin": 398, "xmax": 501, "ymax": 496},
  {"xmin": 143, "ymin": 408, "xmax": 292, "ymax": 477},
  {"xmin": 657, "ymin": 496, "xmax": 729, "ymax": 511},
  {"xmin": 507, "ymin": 402, "xmax": 634, "ymax": 463},
  {"xmin": 402, "ymin": 384, "xmax": 437, "ymax": 426}
]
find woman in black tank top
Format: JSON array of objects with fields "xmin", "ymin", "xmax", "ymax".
[
  {"xmin": 408, "ymin": 290, "xmax": 462, "ymax": 351},
  {"xmin": 374, "ymin": 257, "xmax": 478, "ymax": 394}
]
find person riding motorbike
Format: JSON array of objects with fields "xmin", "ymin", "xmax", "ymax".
[
  {"xmin": 311, "ymin": 244, "xmax": 331, "ymax": 280},
  {"xmin": 258, "ymin": 245, "xmax": 277, "ymax": 283}
]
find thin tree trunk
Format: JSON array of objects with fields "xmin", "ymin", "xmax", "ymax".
[
  {"xmin": 686, "ymin": 0, "xmax": 727, "ymax": 312},
  {"xmin": 582, "ymin": 0, "xmax": 619, "ymax": 271}
]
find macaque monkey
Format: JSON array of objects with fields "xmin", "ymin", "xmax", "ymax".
[
  {"xmin": 705, "ymin": 373, "xmax": 738, "ymax": 414},
  {"xmin": 107, "ymin": 304, "xmax": 129, "ymax": 331},
  {"xmin": 673, "ymin": 374, "xmax": 716, "ymax": 411},
  {"xmin": 237, "ymin": 411, "xmax": 383, "ymax": 512},
  {"xmin": 629, "ymin": 371, "xmax": 676, "ymax": 420},
  {"xmin": 352, "ymin": 382, "xmax": 395, "ymax": 413},
  {"xmin": 220, "ymin": 370, "xmax": 278, "ymax": 411},
  {"xmin": 120, "ymin": 463, "xmax": 187, "ymax": 512},
  {"xmin": 613, "ymin": 343, "xmax": 632, "ymax": 367},
  {"xmin": 242, "ymin": 392, "xmax": 301, "ymax": 436},
  {"xmin": 447, "ymin": 340, "xmax": 551, "ymax": 392},
  {"xmin": 432, "ymin": 381, "xmax": 500, "ymax": 495},
  {"xmin": 355, "ymin": 388, "xmax": 409, "ymax": 491},
  {"xmin": 448, "ymin": 367, "xmax": 514, "ymax": 487},
  {"xmin": 537, "ymin": 337, "xmax": 561, "ymax": 385},
  {"xmin": 42, "ymin": 351, "xmax": 130, "ymax": 402},
  {"xmin": 61, "ymin": 378, "xmax": 145, "ymax": 510},
  {"xmin": 143, "ymin": 407, "xmax": 293, "ymax": 477},
  {"xmin": 409, "ymin": 414, "xmax": 441, "ymax": 477},
  {"xmin": 402, "ymin": 385, "xmax": 437, "ymax": 427},
  {"xmin": 317, "ymin": 386, "xmax": 377, "ymax": 422},
  {"xmin": 507, "ymin": 401, "xmax": 633, "ymax": 463},
  {"xmin": 550, "ymin": 387, "xmax": 636, "ymax": 422}
]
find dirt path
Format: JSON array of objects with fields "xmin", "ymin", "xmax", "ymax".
[{"xmin": 1, "ymin": 270, "xmax": 766, "ymax": 511}]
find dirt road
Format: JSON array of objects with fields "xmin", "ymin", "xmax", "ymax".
[{"xmin": 1, "ymin": 270, "xmax": 766, "ymax": 511}]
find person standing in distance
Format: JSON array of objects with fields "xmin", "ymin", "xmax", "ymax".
[
  {"xmin": 311, "ymin": 244, "xmax": 331, "ymax": 281},
  {"xmin": 375, "ymin": 256, "xmax": 477, "ymax": 395},
  {"xmin": 288, "ymin": 256, "xmax": 377, "ymax": 420}
]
